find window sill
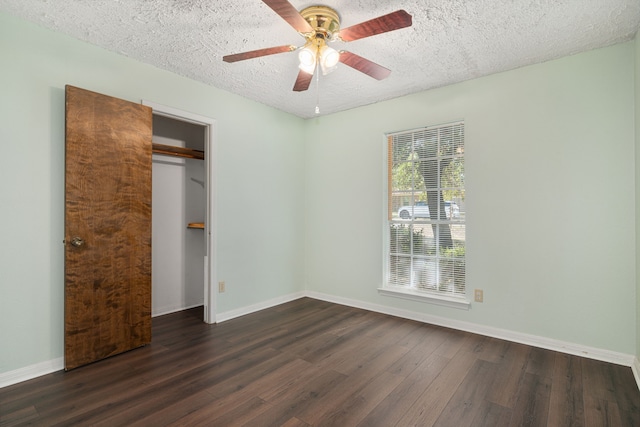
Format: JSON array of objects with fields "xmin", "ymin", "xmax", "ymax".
[{"xmin": 378, "ymin": 286, "xmax": 471, "ymax": 310}]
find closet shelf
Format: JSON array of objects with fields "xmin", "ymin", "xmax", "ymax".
[
  {"xmin": 152, "ymin": 143, "xmax": 204, "ymax": 160},
  {"xmin": 187, "ymin": 222, "xmax": 205, "ymax": 229}
]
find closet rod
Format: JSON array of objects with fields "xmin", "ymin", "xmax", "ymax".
[{"xmin": 152, "ymin": 143, "xmax": 204, "ymax": 160}]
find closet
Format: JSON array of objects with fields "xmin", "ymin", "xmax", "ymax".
[{"xmin": 151, "ymin": 114, "xmax": 206, "ymax": 316}]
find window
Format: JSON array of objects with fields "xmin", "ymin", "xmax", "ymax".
[{"xmin": 383, "ymin": 121, "xmax": 466, "ymax": 306}]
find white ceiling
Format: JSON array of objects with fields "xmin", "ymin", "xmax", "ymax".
[{"xmin": 2, "ymin": 0, "xmax": 639, "ymax": 118}]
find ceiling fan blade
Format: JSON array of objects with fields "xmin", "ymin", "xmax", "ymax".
[
  {"xmin": 223, "ymin": 45, "xmax": 295, "ymax": 63},
  {"xmin": 262, "ymin": 0, "xmax": 314, "ymax": 33},
  {"xmin": 339, "ymin": 51, "xmax": 391, "ymax": 80},
  {"xmin": 339, "ymin": 10, "xmax": 412, "ymax": 42},
  {"xmin": 293, "ymin": 69, "xmax": 313, "ymax": 92}
]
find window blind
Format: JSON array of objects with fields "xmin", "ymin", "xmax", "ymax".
[{"xmin": 387, "ymin": 121, "xmax": 465, "ymax": 297}]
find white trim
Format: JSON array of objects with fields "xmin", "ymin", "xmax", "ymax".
[
  {"xmin": 206, "ymin": 122, "xmax": 219, "ymax": 324},
  {"xmin": 0, "ymin": 358, "xmax": 63, "ymax": 389},
  {"xmin": 305, "ymin": 291, "xmax": 637, "ymax": 368},
  {"xmin": 633, "ymin": 357, "xmax": 640, "ymax": 391},
  {"xmin": 142, "ymin": 100, "xmax": 218, "ymax": 324},
  {"xmin": 141, "ymin": 101, "xmax": 216, "ymax": 127},
  {"xmin": 378, "ymin": 286, "xmax": 471, "ymax": 309},
  {"xmin": 216, "ymin": 292, "xmax": 306, "ymax": 323},
  {"xmin": 385, "ymin": 119, "xmax": 466, "ymax": 138}
]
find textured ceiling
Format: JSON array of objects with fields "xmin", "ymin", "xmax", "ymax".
[{"xmin": 2, "ymin": 0, "xmax": 639, "ymax": 118}]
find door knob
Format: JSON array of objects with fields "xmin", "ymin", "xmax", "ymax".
[{"xmin": 70, "ymin": 236, "xmax": 85, "ymax": 247}]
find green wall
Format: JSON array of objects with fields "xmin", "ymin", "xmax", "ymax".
[
  {"xmin": 0, "ymin": 12, "xmax": 306, "ymax": 373},
  {"xmin": 304, "ymin": 42, "xmax": 637, "ymax": 355}
]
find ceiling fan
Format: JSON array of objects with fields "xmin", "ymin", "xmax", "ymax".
[{"xmin": 223, "ymin": 0, "xmax": 413, "ymax": 92}]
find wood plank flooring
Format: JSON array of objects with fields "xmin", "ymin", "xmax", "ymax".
[{"xmin": 1, "ymin": 297, "xmax": 639, "ymax": 426}]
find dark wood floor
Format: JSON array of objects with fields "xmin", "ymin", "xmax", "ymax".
[{"xmin": 1, "ymin": 298, "xmax": 639, "ymax": 426}]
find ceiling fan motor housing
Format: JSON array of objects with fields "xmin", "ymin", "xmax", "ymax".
[{"xmin": 300, "ymin": 6, "xmax": 341, "ymax": 40}]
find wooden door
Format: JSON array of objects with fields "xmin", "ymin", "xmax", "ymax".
[{"xmin": 64, "ymin": 85, "xmax": 152, "ymax": 370}]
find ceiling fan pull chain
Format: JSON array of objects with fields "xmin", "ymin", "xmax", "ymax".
[{"xmin": 315, "ymin": 61, "xmax": 321, "ymax": 114}]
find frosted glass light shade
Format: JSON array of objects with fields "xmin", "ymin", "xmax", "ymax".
[
  {"xmin": 321, "ymin": 46, "xmax": 339, "ymax": 68},
  {"xmin": 298, "ymin": 46, "xmax": 317, "ymax": 74},
  {"xmin": 320, "ymin": 46, "xmax": 339, "ymax": 75}
]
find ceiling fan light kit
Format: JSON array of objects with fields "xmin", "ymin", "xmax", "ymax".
[
  {"xmin": 298, "ymin": 40, "xmax": 339, "ymax": 76},
  {"xmin": 222, "ymin": 0, "xmax": 413, "ymax": 93}
]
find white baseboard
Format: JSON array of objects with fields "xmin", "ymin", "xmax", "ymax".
[
  {"xmin": 0, "ymin": 357, "xmax": 63, "ymax": 389},
  {"xmin": 633, "ymin": 357, "xmax": 640, "ymax": 391},
  {"xmin": 2, "ymin": 291, "xmax": 638, "ymax": 391},
  {"xmin": 215, "ymin": 291, "xmax": 306, "ymax": 323},
  {"xmin": 305, "ymin": 291, "xmax": 638, "ymax": 369}
]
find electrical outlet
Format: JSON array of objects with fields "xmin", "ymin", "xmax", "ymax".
[
  {"xmin": 218, "ymin": 281, "xmax": 225, "ymax": 293},
  {"xmin": 474, "ymin": 289, "xmax": 484, "ymax": 303}
]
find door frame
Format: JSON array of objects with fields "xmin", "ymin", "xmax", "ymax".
[{"xmin": 143, "ymin": 100, "xmax": 217, "ymax": 324}]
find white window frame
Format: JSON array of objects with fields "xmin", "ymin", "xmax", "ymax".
[{"xmin": 379, "ymin": 121, "xmax": 469, "ymax": 310}]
